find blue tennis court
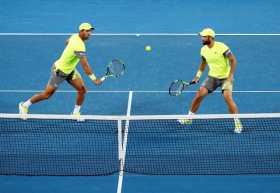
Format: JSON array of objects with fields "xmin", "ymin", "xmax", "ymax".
[{"xmin": 1, "ymin": 0, "xmax": 280, "ymax": 193}]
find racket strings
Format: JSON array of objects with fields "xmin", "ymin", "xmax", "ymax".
[
  {"xmin": 108, "ymin": 60, "xmax": 125, "ymax": 77},
  {"xmin": 170, "ymin": 80, "xmax": 185, "ymax": 96}
]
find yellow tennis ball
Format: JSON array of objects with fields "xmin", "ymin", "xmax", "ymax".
[{"xmin": 145, "ymin": 45, "xmax": 152, "ymax": 52}]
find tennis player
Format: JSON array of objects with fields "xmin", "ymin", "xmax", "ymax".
[
  {"xmin": 19, "ymin": 23, "xmax": 101, "ymax": 117},
  {"xmin": 179, "ymin": 28, "xmax": 242, "ymax": 133}
]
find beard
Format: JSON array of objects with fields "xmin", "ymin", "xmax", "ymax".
[
  {"xmin": 202, "ymin": 40, "xmax": 211, "ymax": 45},
  {"xmin": 83, "ymin": 36, "xmax": 90, "ymax": 40}
]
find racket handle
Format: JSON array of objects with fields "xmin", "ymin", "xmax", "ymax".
[{"xmin": 100, "ymin": 76, "xmax": 106, "ymax": 82}]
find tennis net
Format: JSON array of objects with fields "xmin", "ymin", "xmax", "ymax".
[{"xmin": 1, "ymin": 113, "xmax": 280, "ymax": 175}]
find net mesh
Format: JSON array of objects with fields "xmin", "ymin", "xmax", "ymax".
[
  {"xmin": 1, "ymin": 113, "xmax": 280, "ymax": 176},
  {"xmin": 125, "ymin": 118, "xmax": 280, "ymax": 175},
  {"xmin": 0, "ymin": 117, "xmax": 119, "ymax": 176}
]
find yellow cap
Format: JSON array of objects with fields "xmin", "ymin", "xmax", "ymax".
[
  {"xmin": 199, "ymin": 28, "xmax": 215, "ymax": 38},
  {"xmin": 79, "ymin": 23, "xmax": 94, "ymax": 31}
]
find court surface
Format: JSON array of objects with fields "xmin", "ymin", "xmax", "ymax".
[{"xmin": 1, "ymin": 0, "xmax": 280, "ymax": 193}]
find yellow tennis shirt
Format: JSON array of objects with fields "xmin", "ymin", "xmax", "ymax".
[
  {"xmin": 55, "ymin": 34, "xmax": 86, "ymax": 74},
  {"xmin": 200, "ymin": 41, "xmax": 231, "ymax": 79}
]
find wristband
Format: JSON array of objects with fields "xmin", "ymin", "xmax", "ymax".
[
  {"xmin": 89, "ymin": 74, "xmax": 97, "ymax": 81},
  {"xmin": 196, "ymin": 70, "xmax": 202, "ymax": 78}
]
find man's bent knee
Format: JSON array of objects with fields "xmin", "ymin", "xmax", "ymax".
[
  {"xmin": 41, "ymin": 91, "xmax": 54, "ymax": 99},
  {"xmin": 196, "ymin": 87, "xmax": 208, "ymax": 98},
  {"xmin": 42, "ymin": 85, "xmax": 56, "ymax": 99},
  {"xmin": 77, "ymin": 86, "xmax": 87, "ymax": 95}
]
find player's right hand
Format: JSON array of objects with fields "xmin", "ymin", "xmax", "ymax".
[
  {"xmin": 93, "ymin": 79, "xmax": 102, "ymax": 85},
  {"xmin": 192, "ymin": 76, "xmax": 200, "ymax": 84}
]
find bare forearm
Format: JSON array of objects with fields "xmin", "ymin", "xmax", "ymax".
[
  {"xmin": 199, "ymin": 62, "xmax": 206, "ymax": 72},
  {"xmin": 80, "ymin": 57, "xmax": 94, "ymax": 75},
  {"xmin": 195, "ymin": 62, "xmax": 206, "ymax": 78},
  {"xmin": 82, "ymin": 64, "xmax": 93, "ymax": 75},
  {"xmin": 228, "ymin": 54, "xmax": 237, "ymax": 76},
  {"xmin": 79, "ymin": 57, "xmax": 101, "ymax": 85},
  {"xmin": 229, "ymin": 59, "xmax": 237, "ymax": 76}
]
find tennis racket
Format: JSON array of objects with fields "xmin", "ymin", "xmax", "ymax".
[
  {"xmin": 100, "ymin": 59, "xmax": 125, "ymax": 82},
  {"xmin": 169, "ymin": 80, "xmax": 196, "ymax": 96}
]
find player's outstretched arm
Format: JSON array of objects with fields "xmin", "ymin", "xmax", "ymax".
[
  {"xmin": 227, "ymin": 52, "xmax": 237, "ymax": 82},
  {"xmin": 193, "ymin": 57, "xmax": 207, "ymax": 83},
  {"xmin": 80, "ymin": 57, "xmax": 102, "ymax": 85}
]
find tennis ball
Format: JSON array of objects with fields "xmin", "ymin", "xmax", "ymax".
[{"xmin": 145, "ymin": 45, "xmax": 152, "ymax": 52}]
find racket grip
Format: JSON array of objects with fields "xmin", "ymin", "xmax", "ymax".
[{"xmin": 100, "ymin": 76, "xmax": 106, "ymax": 82}]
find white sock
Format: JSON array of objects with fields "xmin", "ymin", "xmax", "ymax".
[
  {"xmin": 23, "ymin": 100, "xmax": 32, "ymax": 108},
  {"xmin": 73, "ymin": 105, "xmax": 81, "ymax": 114},
  {"xmin": 188, "ymin": 111, "xmax": 195, "ymax": 115}
]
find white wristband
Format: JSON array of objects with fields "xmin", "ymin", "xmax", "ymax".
[
  {"xmin": 196, "ymin": 70, "xmax": 202, "ymax": 78},
  {"xmin": 89, "ymin": 74, "xmax": 97, "ymax": 81}
]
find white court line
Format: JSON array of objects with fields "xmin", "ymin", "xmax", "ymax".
[
  {"xmin": 117, "ymin": 91, "xmax": 133, "ymax": 193},
  {"xmin": 0, "ymin": 90, "xmax": 131, "ymax": 93},
  {"xmin": 0, "ymin": 33, "xmax": 280, "ymax": 36},
  {"xmin": 1, "ymin": 90, "xmax": 280, "ymax": 93},
  {"xmin": 2, "ymin": 112, "xmax": 280, "ymax": 120}
]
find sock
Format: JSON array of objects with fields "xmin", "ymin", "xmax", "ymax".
[
  {"xmin": 23, "ymin": 100, "xmax": 32, "ymax": 108},
  {"xmin": 73, "ymin": 105, "xmax": 81, "ymax": 114},
  {"xmin": 188, "ymin": 111, "xmax": 195, "ymax": 115}
]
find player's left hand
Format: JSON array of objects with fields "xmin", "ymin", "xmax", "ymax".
[{"xmin": 192, "ymin": 76, "xmax": 200, "ymax": 84}]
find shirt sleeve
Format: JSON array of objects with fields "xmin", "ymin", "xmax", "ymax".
[
  {"xmin": 224, "ymin": 49, "xmax": 232, "ymax": 57},
  {"xmin": 200, "ymin": 47, "xmax": 204, "ymax": 57},
  {"xmin": 73, "ymin": 40, "xmax": 86, "ymax": 58},
  {"xmin": 74, "ymin": 50, "xmax": 86, "ymax": 58},
  {"xmin": 220, "ymin": 43, "xmax": 231, "ymax": 56}
]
